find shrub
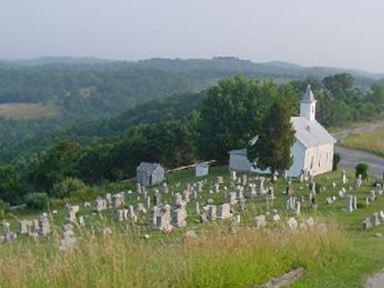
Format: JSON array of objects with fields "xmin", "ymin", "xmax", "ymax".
[
  {"xmin": 53, "ymin": 177, "xmax": 88, "ymax": 199},
  {"xmin": 355, "ymin": 163, "xmax": 369, "ymax": 179},
  {"xmin": 357, "ymin": 202, "xmax": 366, "ymax": 209},
  {"xmin": 24, "ymin": 193, "xmax": 49, "ymax": 210},
  {"xmin": 71, "ymin": 187, "xmax": 100, "ymax": 202},
  {"xmin": 0, "ymin": 200, "xmax": 10, "ymax": 219},
  {"xmin": 333, "ymin": 153, "xmax": 341, "ymax": 171},
  {"xmin": 50, "ymin": 198, "xmax": 65, "ymax": 209}
]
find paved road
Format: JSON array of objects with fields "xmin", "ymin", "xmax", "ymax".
[{"xmin": 335, "ymin": 146, "xmax": 384, "ymax": 179}]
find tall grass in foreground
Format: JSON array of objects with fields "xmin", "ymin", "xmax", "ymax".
[{"xmin": 0, "ymin": 223, "xmax": 347, "ymax": 288}]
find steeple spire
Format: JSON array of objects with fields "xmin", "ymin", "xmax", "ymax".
[
  {"xmin": 300, "ymin": 84, "xmax": 317, "ymax": 121},
  {"xmin": 302, "ymin": 85, "xmax": 316, "ymax": 103}
]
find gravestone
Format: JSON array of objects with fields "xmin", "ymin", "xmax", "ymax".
[
  {"xmin": 137, "ymin": 203, "xmax": 147, "ymax": 214},
  {"xmin": 153, "ymin": 191, "xmax": 161, "ymax": 206},
  {"xmin": 342, "ymin": 170, "xmax": 348, "ymax": 184},
  {"xmin": 325, "ymin": 197, "xmax": 334, "ymax": 205},
  {"xmin": 136, "ymin": 182, "xmax": 142, "ymax": 194},
  {"xmin": 242, "ymin": 174, "xmax": 247, "ymax": 186},
  {"xmin": 257, "ymin": 177, "xmax": 266, "ymax": 195},
  {"xmin": 207, "ymin": 205, "xmax": 217, "ymax": 221},
  {"xmin": 174, "ymin": 193, "xmax": 183, "ymax": 206},
  {"xmin": 254, "ymin": 215, "xmax": 266, "ymax": 229},
  {"xmin": 19, "ymin": 220, "xmax": 34, "ymax": 235},
  {"xmin": 287, "ymin": 217, "xmax": 298, "ymax": 230},
  {"xmin": 2, "ymin": 231, "xmax": 17, "ymax": 244},
  {"xmin": 272, "ymin": 212, "xmax": 281, "ymax": 222},
  {"xmin": 217, "ymin": 203, "xmax": 232, "ymax": 219},
  {"xmin": 362, "ymin": 217, "xmax": 372, "ymax": 231},
  {"xmin": 78, "ymin": 216, "xmax": 85, "ymax": 226},
  {"xmin": 356, "ymin": 174, "xmax": 363, "ymax": 188},
  {"xmin": 39, "ymin": 213, "xmax": 51, "ymax": 236},
  {"xmin": 59, "ymin": 229, "xmax": 76, "ymax": 251},
  {"xmin": 236, "ymin": 186, "xmax": 245, "ymax": 202},
  {"xmin": 152, "ymin": 206, "xmax": 160, "ymax": 225},
  {"xmin": 146, "ymin": 196, "xmax": 151, "ymax": 209},
  {"xmin": 346, "ymin": 195, "xmax": 354, "ymax": 212},
  {"xmin": 112, "ymin": 193, "xmax": 125, "ymax": 209},
  {"xmin": 372, "ymin": 212, "xmax": 380, "ymax": 226},
  {"xmin": 311, "ymin": 182, "xmax": 316, "ymax": 195},
  {"xmin": 379, "ymin": 211, "xmax": 384, "ymax": 221},
  {"xmin": 183, "ymin": 190, "xmax": 190, "ymax": 203},
  {"xmin": 195, "ymin": 202, "xmax": 200, "ymax": 214},
  {"xmin": 231, "ymin": 171, "xmax": 237, "ymax": 181},
  {"xmin": 305, "ymin": 217, "xmax": 315, "ymax": 228},
  {"xmin": 156, "ymin": 213, "xmax": 172, "ymax": 231},
  {"xmin": 227, "ymin": 192, "xmax": 237, "ymax": 205},
  {"xmin": 105, "ymin": 193, "xmax": 112, "ymax": 207},
  {"xmin": 214, "ymin": 183, "xmax": 220, "ymax": 193},
  {"xmin": 67, "ymin": 205, "xmax": 80, "ymax": 223},
  {"xmin": 173, "ymin": 208, "xmax": 187, "ymax": 228},
  {"xmin": 128, "ymin": 205, "xmax": 137, "ymax": 222},
  {"xmin": 95, "ymin": 198, "xmax": 107, "ymax": 213},
  {"xmin": 116, "ymin": 209, "xmax": 125, "ymax": 222}
]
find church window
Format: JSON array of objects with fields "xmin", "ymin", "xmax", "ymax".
[{"xmin": 310, "ymin": 156, "xmax": 314, "ymax": 169}]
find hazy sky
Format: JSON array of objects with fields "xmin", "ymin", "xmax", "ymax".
[{"xmin": 2, "ymin": 0, "xmax": 384, "ymax": 72}]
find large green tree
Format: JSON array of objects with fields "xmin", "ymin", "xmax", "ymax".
[
  {"xmin": 248, "ymin": 100, "xmax": 295, "ymax": 176},
  {"xmin": 322, "ymin": 73, "xmax": 354, "ymax": 96},
  {"xmin": 197, "ymin": 76, "xmax": 296, "ymax": 162}
]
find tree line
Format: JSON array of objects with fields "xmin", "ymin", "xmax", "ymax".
[{"xmin": 1, "ymin": 74, "xmax": 384, "ymax": 205}]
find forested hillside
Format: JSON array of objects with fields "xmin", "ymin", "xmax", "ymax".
[
  {"xmin": 1, "ymin": 58, "xmax": 384, "ymax": 205},
  {"xmin": 0, "ymin": 73, "xmax": 383, "ymax": 205}
]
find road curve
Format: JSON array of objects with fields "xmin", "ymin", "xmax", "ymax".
[{"xmin": 335, "ymin": 146, "xmax": 384, "ymax": 179}]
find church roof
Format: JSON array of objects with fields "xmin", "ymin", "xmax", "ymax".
[
  {"xmin": 137, "ymin": 162, "xmax": 163, "ymax": 174},
  {"xmin": 291, "ymin": 116, "xmax": 337, "ymax": 148},
  {"xmin": 302, "ymin": 85, "xmax": 316, "ymax": 103}
]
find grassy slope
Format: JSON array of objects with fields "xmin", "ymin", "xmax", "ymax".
[
  {"xmin": 0, "ymin": 103, "xmax": 58, "ymax": 119},
  {"xmin": 341, "ymin": 128, "xmax": 384, "ymax": 157},
  {"xmin": 1, "ymin": 167, "xmax": 384, "ymax": 287}
]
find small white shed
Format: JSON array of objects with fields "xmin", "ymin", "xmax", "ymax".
[
  {"xmin": 136, "ymin": 162, "xmax": 165, "ymax": 186},
  {"xmin": 195, "ymin": 162, "xmax": 209, "ymax": 177}
]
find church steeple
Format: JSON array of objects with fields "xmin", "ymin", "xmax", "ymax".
[{"xmin": 300, "ymin": 85, "xmax": 317, "ymax": 121}]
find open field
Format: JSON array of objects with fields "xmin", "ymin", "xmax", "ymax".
[
  {"xmin": 340, "ymin": 128, "xmax": 384, "ymax": 158},
  {"xmin": 0, "ymin": 103, "xmax": 58, "ymax": 119},
  {"xmin": 1, "ymin": 167, "xmax": 384, "ymax": 287}
]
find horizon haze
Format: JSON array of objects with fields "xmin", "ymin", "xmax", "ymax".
[{"xmin": 2, "ymin": 0, "xmax": 384, "ymax": 73}]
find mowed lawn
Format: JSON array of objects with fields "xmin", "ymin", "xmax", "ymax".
[
  {"xmin": 341, "ymin": 128, "xmax": 384, "ymax": 157},
  {"xmin": 0, "ymin": 103, "xmax": 58, "ymax": 119}
]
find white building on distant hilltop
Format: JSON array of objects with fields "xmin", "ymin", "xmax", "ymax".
[{"xmin": 229, "ymin": 85, "xmax": 337, "ymax": 177}]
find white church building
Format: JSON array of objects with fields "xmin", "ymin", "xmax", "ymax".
[{"xmin": 229, "ymin": 85, "xmax": 337, "ymax": 177}]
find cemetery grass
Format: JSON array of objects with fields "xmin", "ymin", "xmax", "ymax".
[
  {"xmin": 340, "ymin": 127, "xmax": 384, "ymax": 157},
  {"xmin": 1, "ymin": 167, "xmax": 384, "ymax": 287}
]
